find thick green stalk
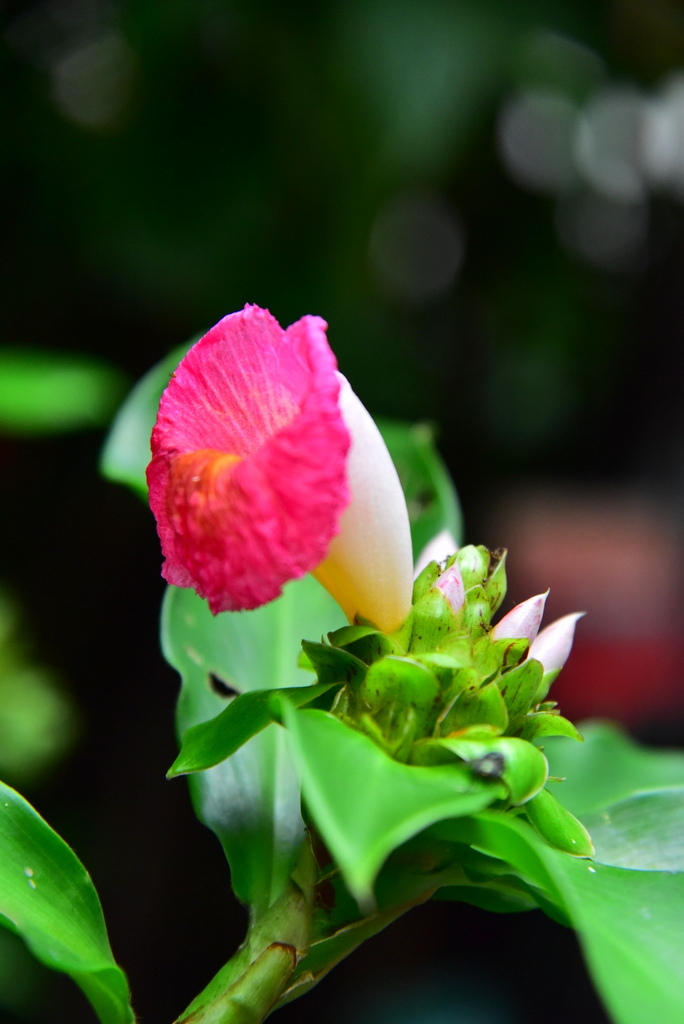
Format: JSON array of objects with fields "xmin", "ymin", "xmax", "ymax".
[{"xmin": 174, "ymin": 842, "xmax": 316, "ymax": 1024}]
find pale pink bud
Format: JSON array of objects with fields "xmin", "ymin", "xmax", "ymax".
[
  {"xmin": 529, "ymin": 612, "xmax": 584, "ymax": 674},
  {"xmin": 413, "ymin": 529, "xmax": 458, "ymax": 578},
  {"xmin": 491, "ymin": 591, "xmax": 549, "ymax": 642},
  {"xmin": 433, "ymin": 562, "xmax": 465, "ymax": 614}
]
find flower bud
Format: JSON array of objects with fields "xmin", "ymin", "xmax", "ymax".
[
  {"xmin": 491, "ymin": 591, "xmax": 548, "ymax": 642},
  {"xmin": 455, "ymin": 545, "xmax": 490, "ymax": 589},
  {"xmin": 433, "ymin": 562, "xmax": 465, "ymax": 615},
  {"xmin": 529, "ymin": 612, "xmax": 584, "ymax": 675}
]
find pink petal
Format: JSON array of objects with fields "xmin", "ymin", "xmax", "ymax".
[
  {"xmin": 529, "ymin": 612, "xmax": 584, "ymax": 674},
  {"xmin": 434, "ymin": 562, "xmax": 465, "ymax": 613},
  {"xmin": 491, "ymin": 591, "xmax": 549, "ymax": 642},
  {"xmin": 147, "ymin": 306, "xmax": 351, "ymax": 613}
]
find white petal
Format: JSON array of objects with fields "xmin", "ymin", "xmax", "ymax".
[
  {"xmin": 529, "ymin": 612, "xmax": 584, "ymax": 674},
  {"xmin": 414, "ymin": 528, "xmax": 458, "ymax": 577},
  {"xmin": 491, "ymin": 591, "xmax": 549, "ymax": 642},
  {"xmin": 313, "ymin": 375, "xmax": 413, "ymax": 632}
]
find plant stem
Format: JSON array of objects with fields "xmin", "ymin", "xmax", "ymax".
[{"xmin": 173, "ymin": 841, "xmax": 316, "ymax": 1024}]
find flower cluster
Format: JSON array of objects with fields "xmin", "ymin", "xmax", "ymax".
[
  {"xmin": 307, "ymin": 544, "xmax": 582, "ymax": 767},
  {"xmin": 148, "ymin": 306, "xmax": 588, "ymax": 853}
]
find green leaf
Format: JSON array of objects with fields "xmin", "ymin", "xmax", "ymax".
[
  {"xmin": 582, "ymin": 788, "xmax": 684, "ymax": 871},
  {"xmin": 0, "ymin": 781, "xmax": 133, "ymax": 1024},
  {"xmin": 161, "ymin": 575, "xmax": 345, "ymax": 915},
  {"xmin": 376, "ymin": 418, "xmax": 463, "ymax": 553},
  {"xmin": 565, "ymin": 861, "xmax": 684, "ymax": 1024},
  {"xmin": 439, "ymin": 811, "xmax": 684, "ymax": 1024},
  {"xmin": 544, "ymin": 721, "xmax": 684, "ymax": 817},
  {"xmin": 282, "ymin": 706, "xmax": 505, "ymax": 906},
  {"xmin": 100, "ymin": 341, "xmax": 193, "ymax": 497},
  {"xmin": 168, "ymin": 682, "xmax": 337, "ymax": 778},
  {"xmin": 0, "ymin": 349, "xmax": 128, "ymax": 436}
]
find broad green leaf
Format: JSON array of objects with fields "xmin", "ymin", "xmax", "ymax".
[
  {"xmin": 544, "ymin": 721, "xmax": 684, "ymax": 817},
  {"xmin": 161, "ymin": 575, "xmax": 345, "ymax": 915},
  {"xmin": 376, "ymin": 418, "xmax": 463, "ymax": 553},
  {"xmin": 282, "ymin": 706, "xmax": 505, "ymax": 906},
  {"xmin": 582, "ymin": 788, "xmax": 684, "ymax": 871},
  {"xmin": 439, "ymin": 811, "xmax": 684, "ymax": 1024},
  {"xmin": 565, "ymin": 860, "xmax": 684, "ymax": 1024},
  {"xmin": 0, "ymin": 349, "xmax": 128, "ymax": 436},
  {"xmin": 0, "ymin": 781, "xmax": 133, "ymax": 1024},
  {"xmin": 100, "ymin": 342, "xmax": 192, "ymax": 497},
  {"xmin": 168, "ymin": 682, "xmax": 337, "ymax": 778}
]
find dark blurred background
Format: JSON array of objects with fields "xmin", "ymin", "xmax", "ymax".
[{"xmin": 1, "ymin": 0, "xmax": 683, "ymax": 1021}]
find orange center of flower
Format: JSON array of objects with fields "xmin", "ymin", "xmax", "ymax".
[{"xmin": 167, "ymin": 449, "xmax": 242, "ymax": 535}]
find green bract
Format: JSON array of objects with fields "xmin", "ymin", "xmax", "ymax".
[
  {"xmin": 297, "ymin": 544, "xmax": 589, "ymax": 857},
  {"xmin": 171, "ymin": 541, "xmax": 592, "ymax": 915}
]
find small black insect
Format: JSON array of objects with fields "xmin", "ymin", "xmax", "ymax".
[{"xmin": 469, "ymin": 751, "xmax": 506, "ymax": 779}]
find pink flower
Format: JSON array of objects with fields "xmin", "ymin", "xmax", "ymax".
[
  {"xmin": 147, "ymin": 305, "xmax": 413, "ymax": 631},
  {"xmin": 491, "ymin": 591, "xmax": 548, "ymax": 642}
]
